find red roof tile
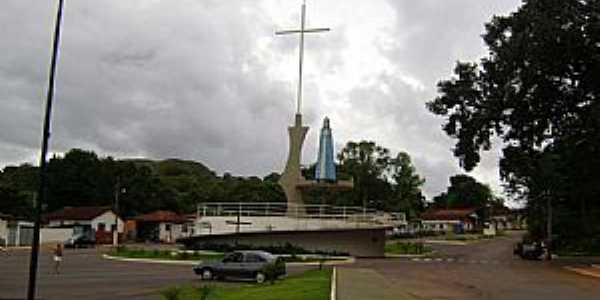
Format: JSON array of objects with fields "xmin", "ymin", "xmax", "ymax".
[
  {"xmin": 421, "ymin": 208, "xmax": 478, "ymax": 221},
  {"xmin": 134, "ymin": 210, "xmax": 187, "ymax": 223},
  {"xmin": 43, "ymin": 206, "xmax": 113, "ymax": 221}
]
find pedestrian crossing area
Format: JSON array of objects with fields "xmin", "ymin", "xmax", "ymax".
[{"xmin": 410, "ymin": 257, "xmax": 506, "ymax": 265}]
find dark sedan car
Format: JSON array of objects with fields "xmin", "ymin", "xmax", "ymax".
[
  {"xmin": 514, "ymin": 241, "xmax": 545, "ymax": 260},
  {"xmin": 193, "ymin": 250, "xmax": 286, "ymax": 283},
  {"xmin": 64, "ymin": 234, "xmax": 95, "ymax": 248}
]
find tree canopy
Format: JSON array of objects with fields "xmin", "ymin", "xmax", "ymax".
[
  {"xmin": 332, "ymin": 141, "xmax": 426, "ymax": 218},
  {"xmin": 427, "ymin": 0, "xmax": 600, "ymax": 244},
  {"xmin": 432, "ymin": 174, "xmax": 494, "ymax": 209},
  {"xmin": 0, "ymin": 149, "xmax": 286, "ymax": 218},
  {"xmin": 1, "ymin": 144, "xmax": 427, "ymax": 220}
]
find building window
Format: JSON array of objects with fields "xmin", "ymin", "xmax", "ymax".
[
  {"xmin": 98, "ymin": 223, "xmax": 106, "ymax": 232},
  {"xmin": 182, "ymin": 224, "xmax": 188, "ymax": 233},
  {"xmin": 165, "ymin": 224, "xmax": 171, "ymax": 231}
]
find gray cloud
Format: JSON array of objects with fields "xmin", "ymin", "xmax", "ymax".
[{"xmin": 1, "ymin": 0, "xmax": 522, "ymax": 202}]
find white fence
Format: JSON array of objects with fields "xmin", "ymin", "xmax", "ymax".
[
  {"xmin": 193, "ymin": 202, "xmax": 406, "ymax": 235},
  {"xmin": 41, "ymin": 228, "xmax": 73, "ymax": 244}
]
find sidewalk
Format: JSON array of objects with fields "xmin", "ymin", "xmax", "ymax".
[
  {"xmin": 336, "ymin": 268, "xmax": 414, "ymax": 300},
  {"xmin": 564, "ymin": 265, "xmax": 600, "ymax": 279}
]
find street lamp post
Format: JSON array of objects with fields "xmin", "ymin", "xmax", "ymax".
[
  {"xmin": 27, "ymin": 1, "xmax": 64, "ymax": 299},
  {"xmin": 113, "ymin": 181, "xmax": 125, "ymax": 247}
]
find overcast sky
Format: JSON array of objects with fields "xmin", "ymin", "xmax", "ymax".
[{"xmin": 1, "ymin": 0, "xmax": 522, "ymax": 201}]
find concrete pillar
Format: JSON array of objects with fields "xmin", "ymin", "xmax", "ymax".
[{"xmin": 279, "ymin": 114, "xmax": 309, "ymax": 216}]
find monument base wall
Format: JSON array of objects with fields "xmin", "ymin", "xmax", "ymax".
[{"xmin": 179, "ymin": 227, "xmax": 387, "ymax": 257}]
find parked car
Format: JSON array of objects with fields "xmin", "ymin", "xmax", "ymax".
[
  {"xmin": 64, "ymin": 234, "xmax": 95, "ymax": 248},
  {"xmin": 514, "ymin": 241, "xmax": 545, "ymax": 260},
  {"xmin": 193, "ymin": 250, "xmax": 286, "ymax": 283}
]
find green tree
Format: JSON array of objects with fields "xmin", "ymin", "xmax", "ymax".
[
  {"xmin": 389, "ymin": 152, "xmax": 426, "ymax": 218},
  {"xmin": 432, "ymin": 175, "xmax": 494, "ymax": 209},
  {"xmin": 338, "ymin": 141, "xmax": 392, "ymax": 208},
  {"xmin": 427, "ymin": 0, "xmax": 600, "ymax": 242}
]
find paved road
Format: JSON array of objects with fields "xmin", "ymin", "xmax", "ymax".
[
  {"xmin": 0, "ymin": 248, "xmax": 309, "ymax": 300},
  {"xmin": 338, "ymin": 232, "xmax": 600, "ymax": 300}
]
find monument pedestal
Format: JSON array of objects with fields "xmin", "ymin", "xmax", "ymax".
[{"xmin": 279, "ymin": 114, "xmax": 309, "ymax": 216}]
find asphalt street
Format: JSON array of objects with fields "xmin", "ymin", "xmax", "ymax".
[
  {"xmin": 0, "ymin": 248, "xmax": 308, "ymax": 300},
  {"xmin": 2, "ymin": 232, "xmax": 599, "ymax": 300},
  {"xmin": 338, "ymin": 231, "xmax": 600, "ymax": 300}
]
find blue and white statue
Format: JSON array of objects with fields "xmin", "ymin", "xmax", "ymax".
[{"xmin": 315, "ymin": 117, "xmax": 336, "ymax": 182}]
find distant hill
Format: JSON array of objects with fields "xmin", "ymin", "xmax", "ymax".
[
  {"xmin": 124, "ymin": 158, "xmax": 217, "ymax": 180},
  {"xmin": 1, "ymin": 149, "xmax": 284, "ymax": 218}
]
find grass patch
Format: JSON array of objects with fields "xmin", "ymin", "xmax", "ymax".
[
  {"xmin": 442, "ymin": 233, "xmax": 503, "ymax": 241},
  {"xmin": 164, "ymin": 269, "xmax": 332, "ymax": 300},
  {"xmin": 281, "ymin": 255, "xmax": 348, "ymax": 263},
  {"xmin": 554, "ymin": 238, "xmax": 600, "ymax": 257},
  {"xmin": 111, "ymin": 246, "xmax": 224, "ymax": 261},
  {"xmin": 385, "ymin": 242, "xmax": 431, "ymax": 255}
]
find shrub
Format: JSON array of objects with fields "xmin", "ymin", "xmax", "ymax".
[
  {"xmin": 385, "ymin": 242, "xmax": 429, "ymax": 255},
  {"xmin": 188, "ymin": 242, "xmax": 349, "ymax": 256},
  {"xmin": 195, "ymin": 285, "xmax": 213, "ymax": 300},
  {"xmin": 178, "ymin": 251, "xmax": 190, "ymax": 260},
  {"xmin": 160, "ymin": 286, "xmax": 181, "ymax": 300}
]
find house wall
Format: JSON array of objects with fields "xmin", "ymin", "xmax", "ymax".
[
  {"xmin": 422, "ymin": 220, "xmax": 463, "ymax": 232},
  {"xmin": 91, "ymin": 211, "xmax": 124, "ymax": 233},
  {"xmin": 7, "ymin": 221, "xmax": 34, "ymax": 246},
  {"xmin": 40, "ymin": 228, "xmax": 73, "ymax": 244},
  {"xmin": 159, "ymin": 223, "xmax": 184, "ymax": 243},
  {"xmin": 48, "ymin": 220, "xmax": 92, "ymax": 227},
  {"xmin": 0, "ymin": 218, "xmax": 8, "ymax": 246}
]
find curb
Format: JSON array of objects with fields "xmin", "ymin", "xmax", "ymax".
[
  {"xmin": 423, "ymin": 240, "xmax": 468, "ymax": 246},
  {"xmin": 286, "ymin": 257, "xmax": 355, "ymax": 266},
  {"xmin": 2, "ymin": 246, "xmax": 32, "ymax": 251},
  {"xmin": 102, "ymin": 254, "xmax": 199, "ymax": 265},
  {"xmin": 385, "ymin": 250, "xmax": 437, "ymax": 258},
  {"xmin": 564, "ymin": 266, "xmax": 600, "ymax": 279},
  {"xmin": 385, "ymin": 254, "xmax": 426, "ymax": 258},
  {"xmin": 330, "ymin": 267, "xmax": 337, "ymax": 300},
  {"xmin": 102, "ymin": 254, "xmax": 355, "ymax": 267}
]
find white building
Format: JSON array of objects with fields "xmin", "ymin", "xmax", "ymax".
[
  {"xmin": 420, "ymin": 208, "xmax": 480, "ymax": 233},
  {"xmin": 43, "ymin": 206, "xmax": 123, "ymax": 244},
  {"xmin": 0, "ymin": 213, "xmax": 10, "ymax": 246},
  {"xmin": 133, "ymin": 210, "xmax": 192, "ymax": 243}
]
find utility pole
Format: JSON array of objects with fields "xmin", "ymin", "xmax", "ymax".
[
  {"xmin": 28, "ymin": 1, "xmax": 64, "ymax": 299},
  {"xmin": 546, "ymin": 193, "xmax": 553, "ymax": 260},
  {"xmin": 113, "ymin": 179, "xmax": 121, "ymax": 247}
]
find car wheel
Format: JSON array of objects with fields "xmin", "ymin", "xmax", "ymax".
[
  {"xmin": 201, "ymin": 268, "xmax": 213, "ymax": 280},
  {"xmin": 255, "ymin": 272, "xmax": 266, "ymax": 284}
]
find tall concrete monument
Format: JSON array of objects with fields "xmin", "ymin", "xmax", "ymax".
[
  {"xmin": 276, "ymin": 1, "xmax": 352, "ymax": 216},
  {"xmin": 276, "ymin": 0, "xmax": 328, "ymax": 215}
]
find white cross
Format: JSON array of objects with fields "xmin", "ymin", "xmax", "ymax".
[{"xmin": 276, "ymin": 0, "xmax": 330, "ymax": 116}]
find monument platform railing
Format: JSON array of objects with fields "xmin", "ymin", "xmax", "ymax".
[
  {"xmin": 192, "ymin": 203, "xmax": 407, "ymax": 235},
  {"xmin": 195, "ymin": 202, "xmax": 404, "ymax": 225}
]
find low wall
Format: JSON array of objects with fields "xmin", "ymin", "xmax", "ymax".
[
  {"xmin": 0, "ymin": 219, "xmax": 7, "ymax": 245},
  {"xmin": 180, "ymin": 227, "xmax": 387, "ymax": 257},
  {"xmin": 194, "ymin": 216, "xmax": 376, "ymax": 235},
  {"xmin": 40, "ymin": 228, "xmax": 72, "ymax": 244}
]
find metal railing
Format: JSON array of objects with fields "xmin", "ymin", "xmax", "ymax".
[
  {"xmin": 191, "ymin": 202, "xmax": 407, "ymax": 235},
  {"xmin": 198, "ymin": 202, "xmax": 370, "ymax": 216},
  {"xmin": 195, "ymin": 202, "xmax": 405, "ymax": 224}
]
